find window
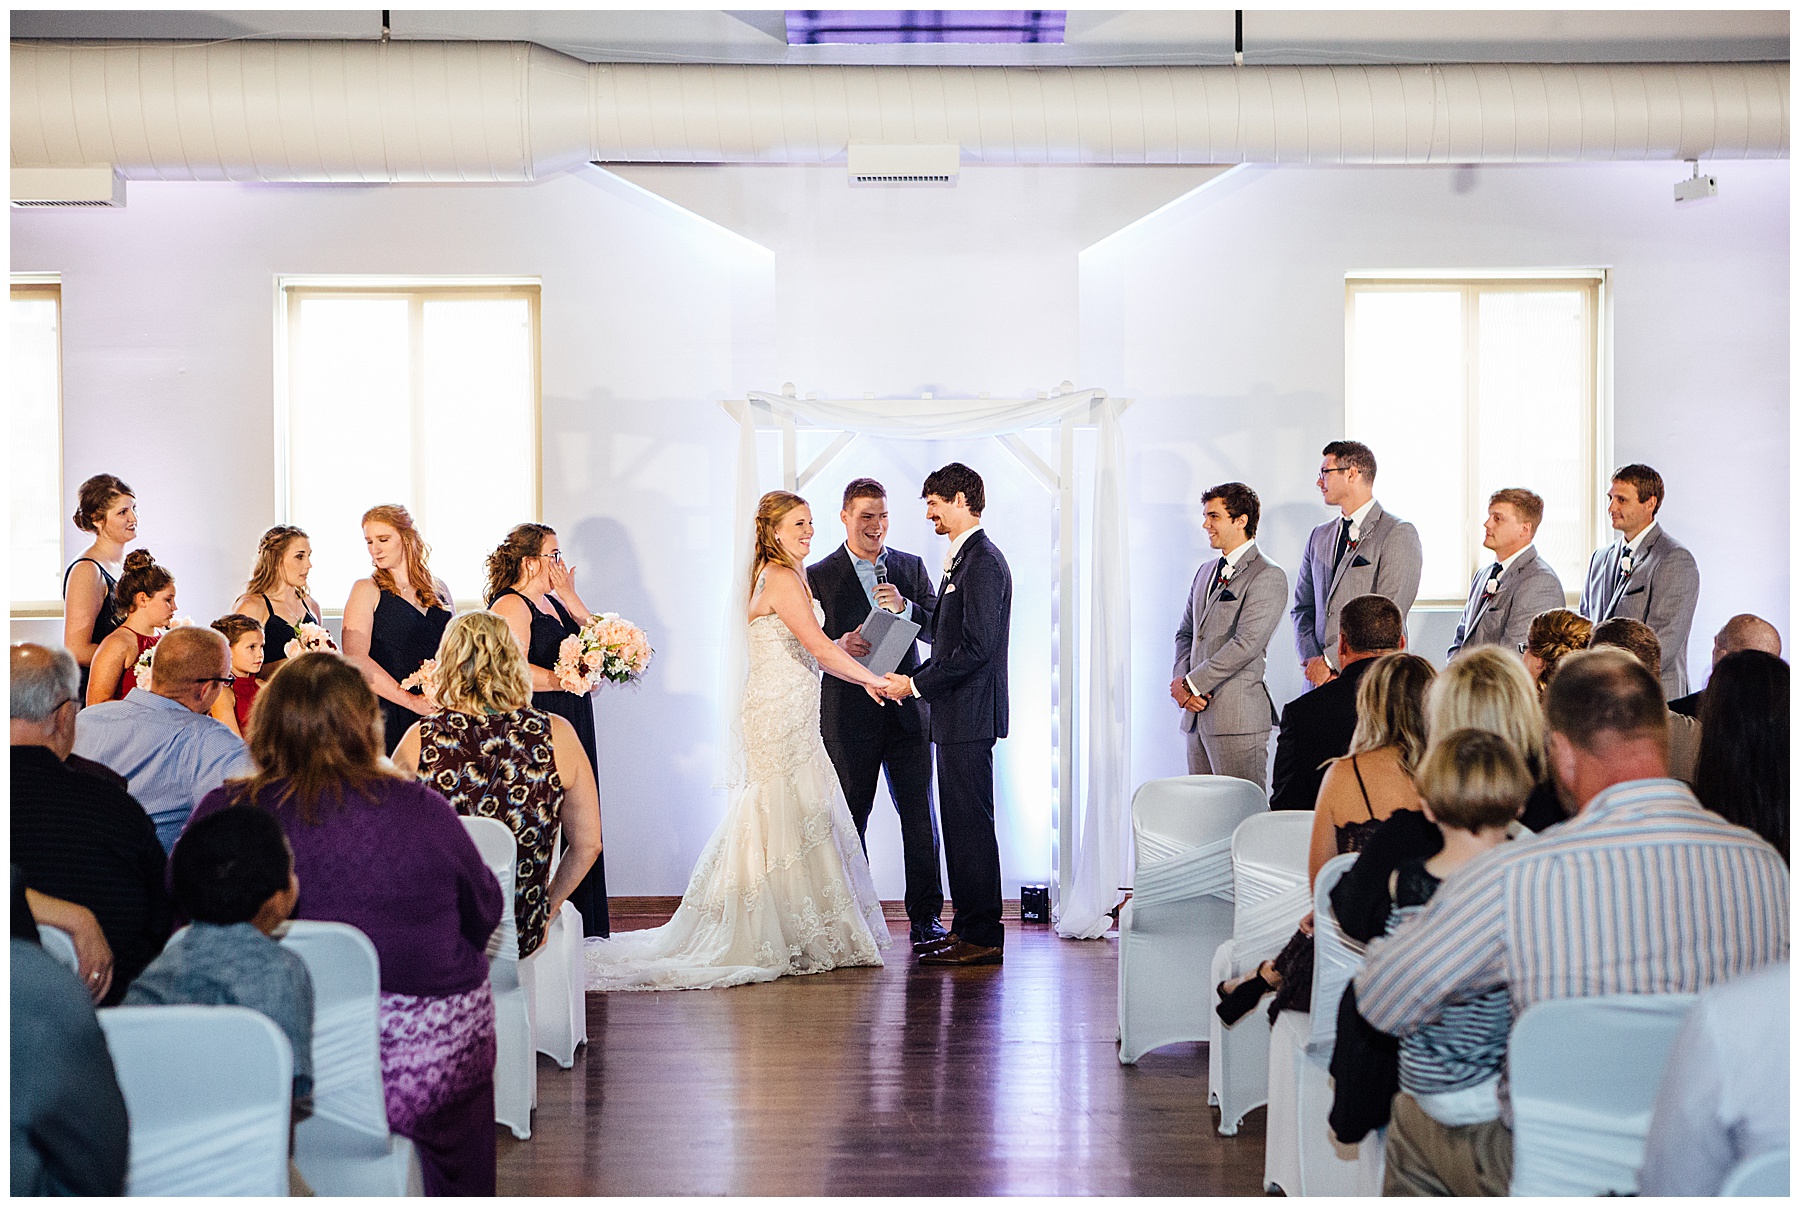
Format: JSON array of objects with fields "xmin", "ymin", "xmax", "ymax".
[
  {"xmin": 279, "ymin": 280, "xmax": 541, "ymax": 610},
  {"xmin": 12, "ymin": 278, "xmax": 63, "ymax": 613},
  {"xmin": 1345, "ymin": 273, "xmax": 1605, "ymax": 604}
]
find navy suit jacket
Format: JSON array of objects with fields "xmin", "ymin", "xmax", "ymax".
[
  {"xmin": 913, "ymin": 528, "xmax": 1012, "ymax": 744},
  {"xmin": 810, "ymin": 544, "xmax": 935, "ymax": 742}
]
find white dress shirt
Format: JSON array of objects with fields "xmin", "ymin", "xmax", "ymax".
[{"xmin": 1344, "ymin": 497, "xmax": 1378, "ymax": 541}]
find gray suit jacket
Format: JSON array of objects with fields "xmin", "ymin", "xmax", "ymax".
[
  {"xmin": 1447, "ymin": 545, "xmax": 1567, "ymax": 659},
  {"xmin": 1578, "ymin": 525, "xmax": 1700, "ymax": 697},
  {"xmin": 1174, "ymin": 544, "xmax": 1287, "ymax": 737},
  {"xmin": 1291, "ymin": 501, "xmax": 1424, "ymax": 668}
]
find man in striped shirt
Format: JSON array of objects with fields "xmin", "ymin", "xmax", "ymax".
[{"xmin": 1356, "ymin": 648, "xmax": 1789, "ymax": 1196}]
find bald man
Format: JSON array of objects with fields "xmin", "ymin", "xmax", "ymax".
[
  {"xmin": 1670, "ymin": 614, "xmax": 1783, "ymax": 717},
  {"xmin": 72, "ymin": 627, "xmax": 253, "ymax": 852}
]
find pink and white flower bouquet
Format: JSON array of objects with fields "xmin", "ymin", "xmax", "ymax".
[
  {"xmin": 399, "ymin": 659, "xmax": 440, "ymax": 708},
  {"xmin": 552, "ymin": 612, "xmax": 653, "ymax": 692},
  {"xmin": 283, "ymin": 620, "xmax": 338, "ymax": 660}
]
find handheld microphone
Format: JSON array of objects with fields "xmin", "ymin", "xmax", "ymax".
[{"xmin": 874, "ymin": 563, "xmax": 888, "ymax": 585}]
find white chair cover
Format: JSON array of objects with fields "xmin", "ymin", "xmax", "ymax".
[
  {"xmin": 282, "ymin": 920, "xmax": 424, "ymax": 1196},
  {"xmin": 1264, "ymin": 853, "xmax": 1381, "ymax": 1196},
  {"xmin": 1509, "ymin": 994, "xmax": 1697, "ymax": 1196},
  {"xmin": 1721, "ymin": 1148, "xmax": 1789, "ymax": 1197},
  {"xmin": 1117, "ymin": 775, "xmax": 1266, "ymax": 1065},
  {"xmin": 36, "ymin": 924, "xmax": 79, "ymax": 973},
  {"xmin": 527, "ymin": 900, "xmax": 589, "ymax": 1068},
  {"xmin": 98, "ymin": 1004, "xmax": 292, "ymax": 1196},
  {"xmin": 1208, "ymin": 809, "xmax": 1313, "ymax": 1136},
  {"xmin": 462, "ymin": 814, "xmax": 537, "ymax": 1141}
]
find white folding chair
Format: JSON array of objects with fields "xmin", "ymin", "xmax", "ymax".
[
  {"xmin": 98, "ymin": 1004, "xmax": 292, "ymax": 1196},
  {"xmin": 36, "ymin": 924, "xmax": 80, "ymax": 974},
  {"xmin": 1509, "ymin": 994, "xmax": 1697, "ymax": 1196},
  {"xmin": 527, "ymin": 899, "xmax": 589, "ymax": 1068},
  {"xmin": 1118, "ymin": 775, "xmax": 1267, "ymax": 1064},
  {"xmin": 1721, "ymin": 1148, "xmax": 1789, "ymax": 1197},
  {"xmin": 462, "ymin": 814, "xmax": 536, "ymax": 1141},
  {"xmin": 282, "ymin": 920, "xmax": 425, "ymax": 1196},
  {"xmin": 1208, "ymin": 809, "xmax": 1313, "ymax": 1136},
  {"xmin": 1264, "ymin": 853, "xmax": 1382, "ymax": 1196}
]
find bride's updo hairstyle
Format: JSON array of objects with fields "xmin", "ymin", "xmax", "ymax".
[
  {"xmin": 235, "ymin": 651, "xmax": 395, "ymax": 824},
  {"xmin": 244, "ymin": 525, "xmax": 310, "ymax": 596},
  {"xmin": 361, "ymin": 503, "xmax": 443, "ymax": 610},
  {"xmin": 434, "ymin": 612, "xmax": 532, "ymax": 717},
  {"xmin": 750, "ymin": 490, "xmax": 808, "ymax": 602},
  {"xmin": 115, "ymin": 549, "xmax": 174, "ymax": 616},
  {"xmin": 484, "ymin": 523, "xmax": 556, "ymax": 605}
]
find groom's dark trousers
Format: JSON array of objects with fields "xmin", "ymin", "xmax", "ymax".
[
  {"xmin": 913, "ymin": 528, "xmax": 1012, "ymax": 952},
  {"xmin": 810, "ymin": 543, "xmax": 946, "ymax": 932}
]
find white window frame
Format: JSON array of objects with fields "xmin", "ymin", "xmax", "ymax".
[
  {"xmin": 273, "ymin": 276, "xmax": 544, "ymax": 613},
  {"xmin": 12, "ymin": 273, "xmax": 66, "ymax": 618},
  {"xmin": 1344, "ymin": 269, "xmax": 1611, "ymax": 607}
]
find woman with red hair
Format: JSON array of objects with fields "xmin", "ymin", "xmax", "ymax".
[{"xmin": 340, "ymin": 504, "xmax": 454, "ymax": 754}]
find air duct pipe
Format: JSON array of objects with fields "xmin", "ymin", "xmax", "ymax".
[{"xmin": 11, "ymin": 40, "xmax": 1789, "ymax": 183}]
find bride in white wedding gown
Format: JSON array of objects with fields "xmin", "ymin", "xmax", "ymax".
[{"xmin": 586, "ymin": 490, "xmax": 900, "ymax": 990}]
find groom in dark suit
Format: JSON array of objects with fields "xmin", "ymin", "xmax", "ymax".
[
  {"xmin": 810, "ymin": 478, "xmax": 948, "ymax": 951},
  {"xmin": 888, "ymin": 463, "xmax": 1011, "ymax": 967}
]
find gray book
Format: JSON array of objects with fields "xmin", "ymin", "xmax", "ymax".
[{"xmin": 854, "ymin": 605, "xmax": 922, "ymax": 677}]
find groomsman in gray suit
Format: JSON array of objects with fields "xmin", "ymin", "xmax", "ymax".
[
  {"xmin": 1292, "ymin": 440, "xmax": 1423, "ymax": 688},
  {"xmin": 1579, "ymin": 464, "xmax": 1700, "ymax": 698},
  {"xmin": 1447, "ymin": 488, "xmax": 1567, "ymax": 659},
  {"xmin": 1171, "ymin": 482, "xmax": 1287, "ymax": 789}
]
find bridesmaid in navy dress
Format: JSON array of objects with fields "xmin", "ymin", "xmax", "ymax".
[
  {"xmin": 62, "ymin": 474, "xmax": 138, "ymax": 699},
  {"xmin": 341, "ymin": 505, "xmax": 451, "ymax": 754},
  {"xmin": 232, "ymin": 525, "xmax": 325, "ymax": 680},
  {"xmin": 487, "ymin": 523, "xmax": 611, "ymax": 939}
]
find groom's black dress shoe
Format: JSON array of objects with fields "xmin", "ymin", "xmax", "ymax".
[
  {"xmin": 918, "ymin": 938, "xmax": 1003, "ymax": 967},
  {"xmin": 910, "ymin": 922, "xmax": 951, "ymax": 953}
]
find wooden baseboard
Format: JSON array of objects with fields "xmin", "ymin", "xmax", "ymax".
[{"xmin": 607, "ymin": 897, "xmax": 1028, "ymax": 920}]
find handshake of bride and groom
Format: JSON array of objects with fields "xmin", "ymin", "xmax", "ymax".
[{"xmin": 864, "ymin": 672, "xmax": 916, "ymax": 703}]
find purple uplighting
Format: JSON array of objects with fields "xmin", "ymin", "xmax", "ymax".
[{"xmin": 786, "ymin": 11, "xmax": 1067, "ymax": 45}]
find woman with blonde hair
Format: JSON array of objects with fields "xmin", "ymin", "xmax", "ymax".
[
  {"xmin": 585, "ymin": 490, "xmax": 899, "ymax": 991},
  {"xmin": 232, "ymin": 525, "xmax": 324, "ymax": 680},
  {"xmin": 1218, "ymin": 652, "xmax": 1437, "ymax": 1025},
  {"xmin": 85, "ymin": 550, "xmax": 177, "ymax": 705},
  {"xmin": 1520, "ymin": 608, "xmax": 1593, "ymax": 696},
  {"xmin": 1427, "ymin": 644, "xmax": 1567, "ymax": 830},
  {"xmin": 341, "ymin": 504, "xmax": 453, "ymax": 754},
  {"xmin": 63, "ymin": 473, "xmax": 138, "ymax": 696},
  {"xmin": 486, "ymin": 522, "xmax": 610, "ymax": 938},
  {"xmin": 393, "ymin": 612, "xmax": 603, "ymax": 959},
  {"xmin": 186, "ymin": 653, "xmax": 503, "ymax": 1195}
]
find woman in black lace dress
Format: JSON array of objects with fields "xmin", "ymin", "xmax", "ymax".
[
  {"xmin": 487, "ymin": 523, "xmax": 611, "ymax": 939},
  {"xmin": 341, "ymin": 505, "xmax": 451, "ymax": 755}
]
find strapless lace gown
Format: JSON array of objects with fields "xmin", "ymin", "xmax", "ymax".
[{"xmin": 585, "ymin": 602, "xmax": 890, "ymax": 990}]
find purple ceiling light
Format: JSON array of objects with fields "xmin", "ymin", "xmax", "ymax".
[{"xmin": 786, "ymin": 11, "xmax": 1067, "ymax": 45}]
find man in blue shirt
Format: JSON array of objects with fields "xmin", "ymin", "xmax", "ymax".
[{"xmin": 73, "ymin": 626, "xmax": 253, "ymax": 852}]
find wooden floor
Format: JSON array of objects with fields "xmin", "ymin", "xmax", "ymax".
[{"xmin": 497, "ymin": 913, "xmax": 1266, "ymax": 1196}]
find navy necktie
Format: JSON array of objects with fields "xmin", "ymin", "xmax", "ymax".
[{"xmin": 1332, "ymin": 518, "xmax": 1353, "ymax": 569}]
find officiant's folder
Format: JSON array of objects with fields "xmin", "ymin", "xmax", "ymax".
[{"xmin": 854, "ymin": 606, "xmax": 921, "ymax": 677}]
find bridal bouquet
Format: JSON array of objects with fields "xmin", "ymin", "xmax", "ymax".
[
  {"xmin": 284, "ymin": 620, "xmax": 338, "ymax": 660},
  {"xmin": 131, "ymin": 616, "xmax": 199, "ymax": 692},
  {"xmin": 553, "ymin": 612, "xmax": 653, "ymax": 692},
  {"xmin": 399, "ymin": 659, "xmax": 440, "ymax": 708}
]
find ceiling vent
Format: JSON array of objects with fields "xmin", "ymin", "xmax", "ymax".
[
  {"xmin": 12, "ymin": 166, "xmax": 126, "ymax": 208},
  {"xmin": 848, "ymin": 144, "xmax": 960, "ymax": 187}
]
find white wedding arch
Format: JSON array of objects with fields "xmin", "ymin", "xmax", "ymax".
[{"xmin": 720, "ymin": 385, "xmax": 1133, "ymax": 939}]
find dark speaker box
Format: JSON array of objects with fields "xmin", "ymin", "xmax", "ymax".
[{"xmin": 1019, "ymin": 883, "xmax": 1050, "ymax": 922}]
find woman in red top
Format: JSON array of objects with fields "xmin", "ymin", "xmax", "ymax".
[{"xmin": 86, "ymin": 550, "xmax": 175, "ymax": 704}]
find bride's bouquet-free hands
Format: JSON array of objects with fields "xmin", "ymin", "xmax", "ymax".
[
  {"xmin": 131, "ymin": 616, "xmax": 200, "ymax": 693},
  {"xmin": 553, "ymin": 612, "xmax": 653, "ymax": 694},
  {"xmin": 283, "ymin": 621, "xmax": 338, "ymax": 660}
]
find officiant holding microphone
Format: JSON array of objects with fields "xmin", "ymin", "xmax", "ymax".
[{"xmin": 810, "ymin": 478, "xmax": 949, "ymax": 952}]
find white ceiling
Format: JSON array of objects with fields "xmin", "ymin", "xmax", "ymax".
[{"xmin": 11, "ymin": 9, "xmax": 1789, "ymax": 66}]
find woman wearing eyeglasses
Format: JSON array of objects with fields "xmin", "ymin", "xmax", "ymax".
[{"xmin": 486, "ymin": 523, "xmax": 610, "ymax": 938}]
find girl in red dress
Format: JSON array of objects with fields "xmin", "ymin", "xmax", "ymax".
[
  {"xmin": 85, "ymin": 549, "xmax": 175, "ymax": 705},
  {"xmin": 209, "ymin": 614, "xmax": 267, "ymax": 737}
]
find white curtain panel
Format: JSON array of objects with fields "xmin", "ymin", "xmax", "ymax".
[{"xmin": 719, "ymin": 390, "xmax": 1132, "ymax": 939}]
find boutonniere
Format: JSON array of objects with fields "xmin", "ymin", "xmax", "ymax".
[
  {"xmin": 1483, "ymin": 576, "xmax": 1502, "ymax": 597},
  {"xmin": 1218, "ymin": 562, "xmax": 1238, "ymax": 584},
  {"xmin": 944, "ymin": 583, "xmax": 957, "ymax": 594}
]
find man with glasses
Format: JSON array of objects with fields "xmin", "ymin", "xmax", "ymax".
[
  {"xmin": 1292, "ymin": 440, "xmax": 1423, "ymax": 688},
  {"xmin": 73, "ymin": 626, "xmax": 253, "ymax": 853}
]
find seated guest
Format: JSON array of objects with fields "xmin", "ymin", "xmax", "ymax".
[
  {"xmin": 18, "ymin": 885, "xmax": 114, "ymax": 1001},
  {"xmin": 187, "ymin": 652, "xmax": 503, "ymax": 1197},
  {"xmin": 12, "ymin": 643, "xmax": 171, "ymax": 1004},
  {"xmin": 1693, "ymin": 650, "xmax": 1788, "ymax": 861},
  {"xmin": 1269, "ymin": 594, "xmax": 1406, "ymax": 811},
  {"xmin": 394, "ymin": 612, "xmax": 602, "ymax": 957},
  {"xmin": 1518, "ymin": 607, "xmax": 1592, "ymax": 697},
  {"xmin": 1378, "ymin": 730, "xmax": 1531, "ymax": 1196},
  {"xmin": 1670, "ymin": 612, "xmax": 1783, "ymax": 716},
  {"xmin": 1357, "ymin": 649, "xmax": 1789, "ymax": 1198},
  {"xmin": 1428, "ymin": 646, "xmax": 1566, "ymax": 832},
  {"xmin": 85, "ymin": 549, "xmax": 176, "ymax": 705},
  {"xmin": 1589, "ymin": 617, "xmax": 1700, "ymax": 783},
  {"xmin": 208, "ymin": 614, "xmax": 266, "ymax": 738},
  {"xmin": 72, "ymin": 626, "xmax": 253, "ymax": 853},
  {"xmin": 1217, "ymin": 651, "xmax": 1434, "ymax": 1025},
  {"xmin": 1640, "ymin": 962, "xmax": 1789, "ymax": 1196},
  {"xmin": 10, "ymin": 934, "xmax": 129, "ymax": 1196}
]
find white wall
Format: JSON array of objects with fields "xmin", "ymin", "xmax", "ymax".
[{"xmin": 15, "ymin": 158, "xmax": 1787, "ymax": 892}]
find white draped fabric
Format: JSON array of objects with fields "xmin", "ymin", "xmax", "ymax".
[
  {"xmin": 1127, "ymin": 832, "xmax": 1234, "ymax": 910},
  {"xmin": 717, "ymin": 389, "xmax": 1132, "ymax": 939},
  {"xmin": 1228, "ymin": 860, "xmax": 1312, "ymax": 976}
]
